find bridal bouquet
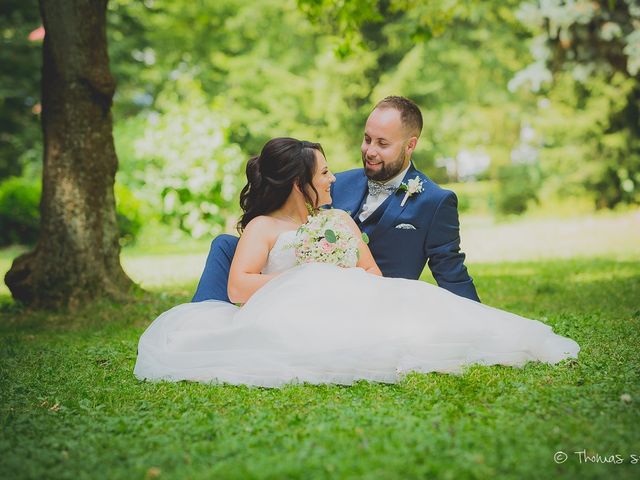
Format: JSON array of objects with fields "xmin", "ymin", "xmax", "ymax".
[{"xmin": 290, "ymin": 210, "xmax": 364, "ymax": 268}]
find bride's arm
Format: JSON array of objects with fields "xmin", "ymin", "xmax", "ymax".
[
  {"xmin": 227, "ymin": 217, "xmax": 278, "ymax": 304},
  {"xmin": 336, "ymin": 210, "xmax": 382, "ymax": 276}
]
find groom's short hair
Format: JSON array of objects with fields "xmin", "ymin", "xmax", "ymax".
[{"xmin": 374, "ymin": 96, "xmax": 423, "ymax": 138}]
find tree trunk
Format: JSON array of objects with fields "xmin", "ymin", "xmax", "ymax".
[{"xmin": 5, "ymin": 0, "xmax": 134, "ymax": 309}]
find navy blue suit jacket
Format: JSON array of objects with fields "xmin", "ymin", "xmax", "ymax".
[{"xmin": 331, "ymin": 164, "xmax": 480, "ymax": 302}]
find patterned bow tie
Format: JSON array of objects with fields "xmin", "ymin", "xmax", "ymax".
[{"xmin": 367, "ymin": 180, "xmax": 398, "ymax": 196}]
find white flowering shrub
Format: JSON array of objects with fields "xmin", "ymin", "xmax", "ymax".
[{"xmin": 116, "ymin": 75, "xmax": 245, "ymax": 239}]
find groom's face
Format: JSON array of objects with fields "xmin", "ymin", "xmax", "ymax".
[{"xmin": 361, "ymin": 107, "xmax": 417, "ymax": 182}]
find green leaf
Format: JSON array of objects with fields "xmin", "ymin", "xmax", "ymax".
[
  {"xmin": 324, "ymin": 229, "xmax": 337, "ymax": 243},
  {"xmin": 361, "ymin": 232, "xmax": 369, "ymax": 244}
]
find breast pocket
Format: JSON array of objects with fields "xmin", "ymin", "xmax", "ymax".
[
  {"xmin": 387, "ymin": 223, "xmax": 423, "ymax": 250},
  {"xmin": 394, "ymin": 223, "xmax": 417, "ymax": 230}
]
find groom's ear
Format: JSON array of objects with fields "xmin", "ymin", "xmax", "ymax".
[{"xmin": 406, "ymin": 136, "xmax": 418, "ymax": 154}]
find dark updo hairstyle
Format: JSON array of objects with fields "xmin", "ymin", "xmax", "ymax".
[{"xmin": 237, "ymin": 137, "xmax": 325, "ymax": 233}]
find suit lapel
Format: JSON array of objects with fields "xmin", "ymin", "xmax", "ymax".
[
  {"xmin": 370, "ymin": 164, "xmax": 418, "ymax": 238},
  {"xmin": 341, "ymin": 173, "xmax": 368, "ymax": 221}
]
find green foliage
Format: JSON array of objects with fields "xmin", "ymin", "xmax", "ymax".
[
  {"xmin": 443, "ymin": 180, "xmax": 495, "ymax": 216},
  {"xmin": 4, "ymin": 0, "xmax": 638, "ymax": 238},
  {"xmin": 114, "ymin": 184, "xmax": 144, "ymax": 246},
  {"xmin": 296, "ymin": 0, "xmax": 486, "ymax": 55},
  {"xmin": 363, "ymin": 2, "xmax": 533, "ymax": 182},
  {"xmin": 528, "ymin": 72, "xmax": 640, "ymax": 208},
  {"xmin": 456, "ymin": 191, "xmax": 471, "ymax": 213},
  {"xmin": 517, "ymin": 0, "xmax": 640, "ymax": 78},
  {"xmin": 0, "ymin": 257, "xmax": 638, "ymax": 478},
  {"xmin": 324, "ymin": 229, "xmax": 337, "ymax": 243},
  {"xmin": 514, "ymin": 0, "xmax": 640, "ymax": 208},
  {"xmin": 105, "ymin": 0, "xmax": 536, "ymax": 189},
  {"xmin": 0, "ymin": 177, "xmax": 40, "ymax": 246},
  {"xmin": 109, "ymin": 0, "xmax": 383, "ymax": 236},
  {"xmin": 495, "ymin": 163, "xmax": 541, "ymax": 215}
]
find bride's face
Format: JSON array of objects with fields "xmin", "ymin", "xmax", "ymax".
[{"xmin": 309, "ymin": 150, "xmax": 336, "ymax": 207}]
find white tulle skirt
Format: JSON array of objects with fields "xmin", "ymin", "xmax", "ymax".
[{"xmin": 134, "ymin": 264, "xmax": 579, "ymax": 387}]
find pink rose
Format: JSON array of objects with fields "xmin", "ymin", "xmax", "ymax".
[{"xmin": 319, "ymin": 238, "xmax": 335, "ymax": 254}]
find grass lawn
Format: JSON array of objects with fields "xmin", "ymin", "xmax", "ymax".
[{"xmin": 1, "ymin": 212, "xmax": 639, "ymax": 479}]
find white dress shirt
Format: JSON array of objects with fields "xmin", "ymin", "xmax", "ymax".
[{"xmin": 359, "ymin": 165, "xmax": 411, "ymax": 222}]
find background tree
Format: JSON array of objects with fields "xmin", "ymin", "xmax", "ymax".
[
  {"xmin": 5, "ymin": 0, "xmax": 134, "ymax": 308},
  {"xmin": 513, "ymin": 0, "xmax": 640, "ymax": 207}
]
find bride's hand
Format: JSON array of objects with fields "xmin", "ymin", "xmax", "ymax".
[{"xmin": 335, "ymin": 210, "xmax": 382, "ymax": 276}]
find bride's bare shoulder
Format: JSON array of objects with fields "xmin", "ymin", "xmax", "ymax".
[
  {"xmin": 242, "ymin": 216, "xmax": 279, "ymax": 238},
  {"xmin": 242, "ymin": 216, "xmax": 293, "ymax": 251},
  {"xmin": 245, "ymin": 215, "xmax": 277, "ymax": 227}
]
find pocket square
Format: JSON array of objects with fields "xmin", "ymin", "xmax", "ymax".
[{"xmin": 395, "ymin": 223, "xmax": 416, "ymax": 230}]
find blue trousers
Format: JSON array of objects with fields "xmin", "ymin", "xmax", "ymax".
[{"xmin": 192, "ymin": 234, "xmax": 239, "ymax": 303}]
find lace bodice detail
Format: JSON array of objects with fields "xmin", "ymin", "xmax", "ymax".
[{"xmin": 261, "ymin": 231, "xmax": 298, "ymax": 274}]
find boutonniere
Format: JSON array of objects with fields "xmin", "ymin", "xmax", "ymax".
[{"xmin": 398, "ymin": 176, "xmax": 424, "ymax": 207}]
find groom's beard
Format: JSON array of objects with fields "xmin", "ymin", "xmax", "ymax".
[{"xmin": 363, "ymin": 149, "xmax": 407, "ymax": 182}]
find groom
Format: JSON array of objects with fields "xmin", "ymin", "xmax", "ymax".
[{"xmin": 192, "ymin": 96, "xmax": 480, "ymax": 303}]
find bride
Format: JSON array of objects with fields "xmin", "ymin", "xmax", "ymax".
[{"xmin": 134, "ymin": 137, "xmax": 579, "ymax": 387}]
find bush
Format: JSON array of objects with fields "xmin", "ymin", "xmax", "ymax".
[
  {"xmin": 495, "ymin": 164, "xmax": 541, "ymax": 215},
  {"xmin": 114, "ymin": 77, "xmax": 245, "ymax": 240},
  {"xmin": 115, "ymin": 183, "xmax": 145, "ymax": 246},
  {"xmin": 456, "ymin": 192, "xmax": 471, "ymax": 213},
  {"xmin": 0, "ymin": 177, "xmax": 40, "ymax": 246},
  {"xmin": 0, "ymin": 177, "xmax": 145, "ymax": 246}
]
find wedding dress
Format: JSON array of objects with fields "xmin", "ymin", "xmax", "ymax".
[{"xmin": 134, "ymin": 230, "xmax": 579, "ymax": 387}]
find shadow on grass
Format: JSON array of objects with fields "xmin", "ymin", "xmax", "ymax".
[{"xmin": 0, "ymin": 282, "xmax": 197, "ymax": 334}]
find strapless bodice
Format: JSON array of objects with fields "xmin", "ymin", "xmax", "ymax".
[{"xmin": 261, "ymin": 230, "xmax": 298, "ymax": 274}]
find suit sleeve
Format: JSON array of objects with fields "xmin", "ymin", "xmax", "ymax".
[{"xmin": 424, "ymin": 192, "xmax": 480, "ymax": 302}]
